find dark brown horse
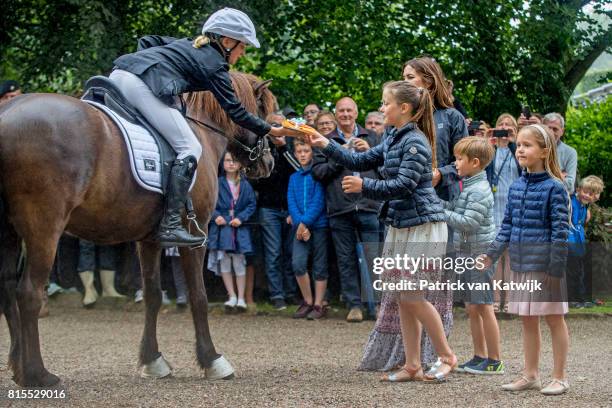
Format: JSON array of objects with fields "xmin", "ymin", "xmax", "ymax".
[{"xmin": 0, "ymin": 71, "xmax": 278, "ymax": 387}]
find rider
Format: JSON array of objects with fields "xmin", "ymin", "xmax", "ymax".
[{"xmin": 110, "ymin": 7, "xmax": 286, "ymax": 247}]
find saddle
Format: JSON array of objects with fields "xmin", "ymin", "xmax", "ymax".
[{"xmin": 81, "ymin": 76, "xmax": 176, "ymax": 193}]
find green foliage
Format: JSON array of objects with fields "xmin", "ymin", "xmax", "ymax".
[
  {"xmin": 586, "ymin": 204, "xmax": 611, "ymax": 243},
  {"xmin": 1, "ymin": 0, "xmax": 610, "ymax": 120},
  {"xmin": 564, "ymin": 96, "xmax": 612, "ymax": 207}
]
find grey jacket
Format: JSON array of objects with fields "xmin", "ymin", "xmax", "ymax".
[
  {"xmin": 556, "ymin": 140, "xmax": 577, "ymax": 194},
  {"xmin": 444, "ymin": 171, "xmax": 496, "ymax": 253}
]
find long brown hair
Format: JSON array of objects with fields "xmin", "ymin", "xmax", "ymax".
[
  {"xmin": 403, "ymin": 57, "xmax": 453, "ymax": 109},
  {"xmin": 383, "ymin": 81, "xmax": 437, "ymax": 168}
]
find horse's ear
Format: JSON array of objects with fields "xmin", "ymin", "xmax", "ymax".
[{"xmin": 254, "ymin": 79, "xmax": 273, "ymax": 100}]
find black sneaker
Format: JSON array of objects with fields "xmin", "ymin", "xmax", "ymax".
[
  {"xmin": 456, "ymin": 355, "xmax": 486, "ymax": 373},
  {"xmin": 273, "ymin": 298, "xmax": 287, "ymax": 310}
]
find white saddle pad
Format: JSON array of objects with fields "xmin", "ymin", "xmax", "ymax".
[{"xmin": 85, "ymin": 100, "xmax": 164, "ymax": 194}]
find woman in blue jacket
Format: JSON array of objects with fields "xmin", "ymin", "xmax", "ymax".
[
  {"xmin": 208, "ymin": 152, "xmax": 256, "ymax": 311},
  {"xmin": 110, "ymin": 8, "xmax": 287, "ymax": 247}
]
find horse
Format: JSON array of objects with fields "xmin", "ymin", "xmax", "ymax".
[{"xmin": 0, "ymin": 71, "xmax": 278, "ymax": 387}]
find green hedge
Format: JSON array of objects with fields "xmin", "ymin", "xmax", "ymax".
[{"xmin": 564, "ymin": 96, "xmax": 612, "ymax": 208}]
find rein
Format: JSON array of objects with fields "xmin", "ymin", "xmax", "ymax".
[{"xmin": 186, "ymin": 115, "xmax": 270, "ymax": 162}]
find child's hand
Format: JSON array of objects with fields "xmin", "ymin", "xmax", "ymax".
[
  {"xmin": 476, "ymin": 255, "xmax": 492, "ymax": 271},
  {"xmin": 215, "ymin": 216, "xmax": 227, "ymax": 226},
  {"xmin": 229, "ymin": 218, "xmax": 242, "ymax": 227},
  {"xmin": 296, "ymin": 223, "xmax": 307, "ymax": 241},
  {"xmin": 432, "ymin": 168, "xmax": 442, "ymax": 187},
  {"xmin": 286, "ymin": 215, "xmax": 292, "ymax": 225},
  {"xmin": 352, "ymin": 138, "xmax": 370, "ymax": 152},
  {"xmin": 341, "ymin": 175, "xmax": 363, "ymax": 193},
  {"xmin": 304, "ymin": 131, "xmax": 329, "ymax": 148}
]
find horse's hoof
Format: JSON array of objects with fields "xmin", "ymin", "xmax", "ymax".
[
  {"xmin": 140, "ymin": 354, "xmax": 173, "ymax": 379},
  {"xmin": 17, "ymin": 370, "xmax": 61, "ymax": 387},
  {"xmin": 205, "ymin": 355, "xmax": 235, "ymax": 380}
]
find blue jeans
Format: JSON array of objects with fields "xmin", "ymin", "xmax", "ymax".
[
  {"xmin": 329, "ymin": 211, "xmax": 382, "ymax": 309},
  {"xmin": 292, "ymin": 228, "xmax": 328, "ymax": 281},
  {"xmin": 259, "ymin": 207, "xmax": 296, "ymax": 301}
]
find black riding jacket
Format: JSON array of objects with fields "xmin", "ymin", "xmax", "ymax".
[{"xmin": 113, "ymin": 35, "xmax": 271, "ymax": 137}]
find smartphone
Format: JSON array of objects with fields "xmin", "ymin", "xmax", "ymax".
[
  {"xmin": 493, "ymin": 129, "xmax": 509, "ymax": 138},
  {"xmin": 521, "ymin": 105, "xmax": 532, "ymax": 119},
  {"xmin": 468, "ymin": 120, "xmax": 481, "ymax": 135}
]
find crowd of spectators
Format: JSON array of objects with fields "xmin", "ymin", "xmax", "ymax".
[{"xmin": 0, "ymin": 58, "xmax": 603, "ymax": 321}]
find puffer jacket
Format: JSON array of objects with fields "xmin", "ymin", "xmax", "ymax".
[
  {"xmin": 321, "ymin": 122, "xmax": 445, "ymax": 229},
  {"xmin": 287, "ymin": 165, "xmax": 328, "ymax": 230},
  {"xmin": 486, "ymin": 171, "xmax": 570, "ymax": 277},
  {"xmin": 444, "ymin": 171, "xmax": 496, "ymax": 253}
]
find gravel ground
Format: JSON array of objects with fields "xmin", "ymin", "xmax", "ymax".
[{"xmin": 1, "ymin": 296, "xmax": 611, "ymax": 407}]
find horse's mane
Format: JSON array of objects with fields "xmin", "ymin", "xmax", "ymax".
[{"xmin": 184, "ymin": 71, "xmax": 277, "ymax": 136}]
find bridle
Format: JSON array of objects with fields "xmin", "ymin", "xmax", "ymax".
[{"xmin": 185, "ymin": 114, "xmax": 270, "ymax": 163}]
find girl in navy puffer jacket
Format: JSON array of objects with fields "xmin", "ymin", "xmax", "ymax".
[
  {"xmin": 306, "ymin": 81, "xmax": 457, "ymax": 383},
  {"xmin": 480, "ymin": 124, "xmax": 570, "ymax": 395}
]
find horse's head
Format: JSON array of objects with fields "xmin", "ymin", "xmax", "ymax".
[{"xmin": 184, "ymin": 72, "xmax": 278, "ymax": 179}]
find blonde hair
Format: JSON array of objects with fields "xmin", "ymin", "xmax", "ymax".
[
  {"xmin": 578, "ymin": 175, "xmax": 605, "ymax": 194},
  {"xmin": 520, "ymin": 125, "xmax": 564, "ymax": 182},
  {"xmin": 453, "ymin": 136, "xmax": 494, "ymax": 169},
  {"xmin": 495, "ymin": 113, "xmax": 518, "ymax": 134},
  {"xmin": 403, "ymin": 57, "xmax": 453, "ymax": 109},
  {"xmin": 315, "ymin": 110, "xmax": 336, "ymax": 124},
  {"xmin": 193, "ymin": 35, "xmax": 210, "ymax": 48},
  {"xmin": 383, "ymin": 81, "xmax": 437, "ymax": 168}
]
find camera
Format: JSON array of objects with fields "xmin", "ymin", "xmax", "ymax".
[{"xmin": 493, "ymin": 129, "xmax": 509, "ymax": 138}]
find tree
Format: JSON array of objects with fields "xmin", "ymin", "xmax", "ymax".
[
  {"xmin": 2, "ymin": 1, "xmax": 609, "ymax": 121},
  {"xmin": 249, "ymin": 0, "xmax": 611, "ymax": 121},
  {"xmin": 0, "ymin": 0, "xmax": 278, "ymax": 94}
]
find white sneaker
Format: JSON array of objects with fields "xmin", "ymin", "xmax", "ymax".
[
  {"xmin": 47, "ymin": 282, "xmax": 63, "ymax": 297},
  {"xmin": 134, "ymin": 289, "xmax": 144, "ymax": 303},
  {"xmin": 162, "ymin": 290, "xmax": 171, "ymax": 305},
  {"xmin": 236, "ymin": 299, "xmax": 247, "ymax": 310},
  {"xmin": 224, "ymin": 296, "xmax": 237, "ymax": 308}
]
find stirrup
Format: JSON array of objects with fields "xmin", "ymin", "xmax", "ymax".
[{"xmin": 186, "ymin": 198, "xmax": 207, "ymax": 249}]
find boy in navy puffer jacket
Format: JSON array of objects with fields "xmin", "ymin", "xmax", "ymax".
[{"xmin": 288, "ymin": 140, "xmax": 329, "ymax": 320}]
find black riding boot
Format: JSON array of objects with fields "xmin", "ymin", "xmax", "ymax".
[{"xmin": 156, "ymin": 156, "xmax": 205, "ymax": 247}]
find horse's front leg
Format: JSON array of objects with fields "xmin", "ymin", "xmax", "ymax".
[
  {"xmin": 136, "ymin": 241, "xmax": 172, "ymax": 378},
  {"xmin": 179, "ymin": 246, "xmax": 234, "ymax": 380}
]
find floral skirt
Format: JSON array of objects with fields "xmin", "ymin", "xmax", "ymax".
[
  {"xmin": 359, "ymin": 221, "xmax": 452, "ymax": 371},
  {"xmin": 379, "ymin": 222, "xmax": 448, "ymax": 293}
]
